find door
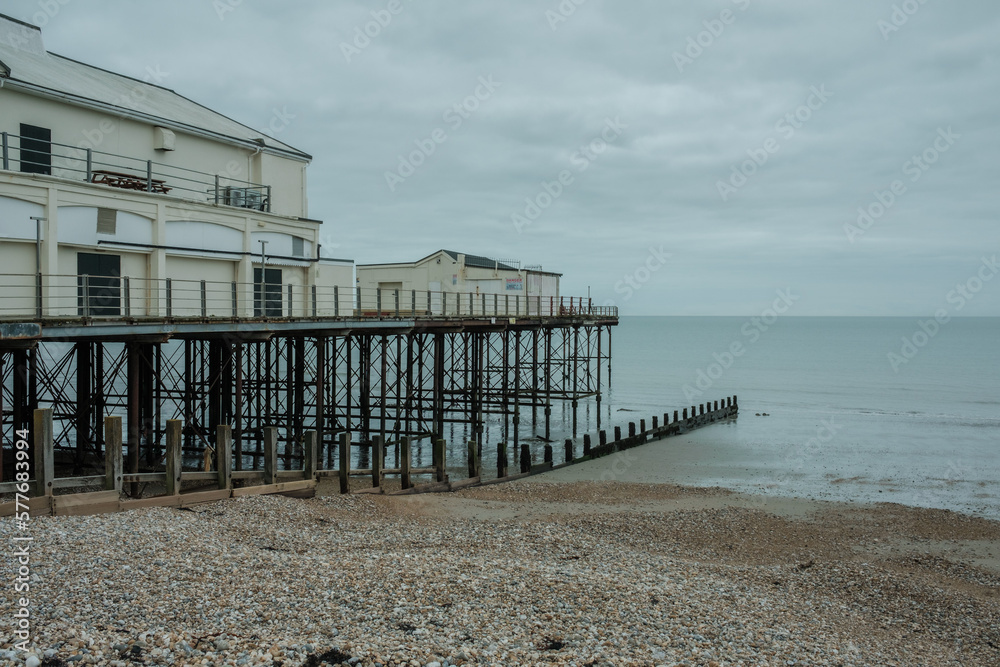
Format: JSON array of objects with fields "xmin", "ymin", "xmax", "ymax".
[
  {"xmin": 77, "ymin": 252, "xmax": 121, "ymax": 316},
  {"xmin": 253, "ymin": 267, "xmax": 283, "ymax": 316},
  {"xmin": 20, "ymin": 124, "xmax": 51, "ymax": 175}
]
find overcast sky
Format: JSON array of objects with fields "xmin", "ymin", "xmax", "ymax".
[{"xmin": 7, "ymin": 0, "xmax": 999, "ymax": 315}]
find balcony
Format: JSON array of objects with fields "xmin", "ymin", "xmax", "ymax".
[{"xmin": 0, "ymin": 131, "xmax": 271, "ymax": 212}]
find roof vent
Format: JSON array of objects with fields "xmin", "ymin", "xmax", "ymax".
[{"xmin": 153, "ymin": 127, "xmax": 175, "ymax": 151}]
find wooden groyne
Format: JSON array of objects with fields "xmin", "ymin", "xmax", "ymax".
[{"xmin": 1, "ymin": 396, "xmax": 737, "ymax": 516}]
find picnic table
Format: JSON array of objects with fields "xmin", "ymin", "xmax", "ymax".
[{"xmin": 92, "ymin": 170, "xmax": 170, "ymax": 194}]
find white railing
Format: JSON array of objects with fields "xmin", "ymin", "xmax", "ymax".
[
  {"xmin": 1, "ymin": 132, "xmax": 271, "ymax": 212},
  {"xmin": 0, "ymin": 273, "xmax": 617, "ymax": 321}
]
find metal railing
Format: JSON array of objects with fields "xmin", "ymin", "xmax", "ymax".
[
  {"xmin": 0, "ymin": 273, "xmax": 618, "ymax": 321},
  {"xmin": 1, "ymin": 131, "xmax": 271, "ymax": 212}
]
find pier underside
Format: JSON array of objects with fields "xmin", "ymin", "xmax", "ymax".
[{"xmin": 0, "ymin": 316, "xmax": 615, "ymax": 481}]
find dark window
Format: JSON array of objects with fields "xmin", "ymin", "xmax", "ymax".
[
  {"xmin": 19, "ymin": 123, "xmax": 51, "ymax": 175},
  {"xmin": 253, "ymin": 267, "xmax": 282, "ymax": 317},
  {"xmin": 77, "ymin": 252, "xmax": 121, "ymax": 316}
]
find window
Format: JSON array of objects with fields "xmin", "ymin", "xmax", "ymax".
[
  {"xmin": 291, "ymin": 237, "xmax": 304, "ymax": 257},
  {"xmin": 20, "ymin": 123, "xmax": 51, "ymax": 175},
  {"xmin": 253, "ymin": 267, "xmax": 283, "ymax": 316},
  {"xmin": 77, "ymin": 252, "xmax": 121, "ymax": 316}
]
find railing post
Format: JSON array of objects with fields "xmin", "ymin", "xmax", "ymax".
[
  {"xmin": 311, "ymin": 284, "xmax": 317, "ymax": 317},
  {"xmin": 263, "ymin": 426, "xmax": 278, "ymax": 485},
  {"xmin": 339, "ymin": 432, "xmax": 351, "ymax": 494},
  {"xmin": 214, "ymin": 174, "xmax": 220, "ymax": 204},
  {"xmin": 304, "ymin": 430, "xmax": 318, "ymax": 481},
  {"xmin": 165, "ymin": 278, "xmax": 172, "ymax": 318},
  {"xmin": 217, "ymin": 424, "xmax": 232, "ymax": 490},
  {"xmin": 400, "ymin": 436, "xmax": 411, "ymax": 490},
  {"xmin": 494, "ymin": 294, "xmax": 498, "ymax": 315},
  {"xmin": 266, "ymin": 185, "xmax": 272, "ymax": 212},
  {"xmin": 371, "ymin": 435, "xmax": 382, "ymax": 488},
  {"xmin": 123, "ymin": 276, "xmax": 131, "ymax": 317},
  {"xmin": 394, "ymin": 289, "xmax": 400, "ymax": 317},
  {"xmin": 231, "ymin": 281, "xmax": 238, "ymax": 317},
  {"xmin": 287, "ymin": 283, "xmax": 293, "ymax": 317},
  {"xmin": 376, "ymin": 288, "xmax": 382, "ymax": 315},
  {"xmin": 434, "ymin": 438, "xmax": 447, "ymax": 483},
  {"xmin": 1, "ymin": 131, "xmax": 8, "ymax": 170},
  {"xmin": 505, "ymin": 294, "xmax": 509, "ymax": 316},
  {"xmin": 33, "ymin": 408, "xmax": 54, "ymax": 497},
  {"xmin": 35, "ymin": 272, "xmax": 43, "ymax": 319},
  {"xmin": 85, "ymin": 148, "xmax": 93, "ymax": 182},
  {"xmin": 146, "ymin": 160, "xmax": 153, "ymax": 192},
  {"xmin": 334, "ymin": 285, "xmax": 339, "ymax": 317},
  {"xmin": 515, "ymin": 294, "xmax": 519, "ymax": 316},
  {"xmin": 82, "ymin": 275, "xmax": 90, "ymax": 317},
  {"xmin": 104, "ymin": 415, "xmax": 123, "ymax": 493},
  {"xmin": 200, "ymin": 280, "xmax": 207, "ymax": 317},
  {"xmin": 411, "ymin": 289, "xmax": 416, "ymax": 315},
  {"xmin": 165, "ymin": 420, "xmax": 182, "ymax": 496},
  {"xmin": 426, "ymin": 290, "xmax": 431, "ymax": 315},
  {"xmin": 481, "ymin": 293, "xmax": 486, "ymax": 316}
]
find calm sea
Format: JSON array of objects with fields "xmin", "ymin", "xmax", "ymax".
[{"xmin": 545, "ymin": 316, "xmax": 999, "ymax": 519}]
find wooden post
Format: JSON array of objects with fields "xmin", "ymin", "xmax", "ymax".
[
  {"xmin": 564, "ymin": 438, "xmax": 574, "ymax": 463},
  {"xmin": 652, "ymin": 416, "xmax": 658, "ymax": 430},
  {"xmin": 339, "ymin": 432, "xmax": 350, "ymax": 494},
  {"xmin": 304, "ymin": 430, "xmax": 318, "ymax": 481},
  {"xmin": 599, "ymin": 430, "xmax": 607, "ymax": 447},
  {"xmin": 371, "ymin": 435, "xmax": 382, "ymax": 487},
  {"xmin": 165, "ymin": 419, "xmax": 182, "ymax": 496},
  {"xmin": 543, "ymin": 443, "xmax": 553, "ymax": 465},
  {"xmin": 628, "ymin": 422, "xmax": 636, "ymax": 439},
  {"xmin": 33, "ymin": 408, "xmax": 54, "ymax": 497},
  {"xmin": 497, "ymin": 442, "xmax": 508, "ymax": 478},
  {"xmin": 674, "ymin": 410, "xmax": 679, "ymax": 422},
  {"xmin": 434, "ymin": 438, "xmax": 447, "ymax": 483},
  {"xmin": 467, "ymin": 439, "xmax": 480, "ymax": 479},
  {"xmin": 217, "ymin": 424, "xmax": 232, "ymax": 490},
  {"xmin": 682, "ymin": 408, "xmax": 688, "ymax": 420},
  {"xmin": 400, "ymin": 436, "xmax": 412, "ymax": 489},
  {"xmin": 520, "ymin": 444, "xmax": 530, "ymax": 473},
  {"xmin": 639, "ymin": 419, "xmax": 646, "ymax": 434},
  {"xmin": 263, "ymin": 426, "xmax": 278, "ymax": 485},
  {"xmin": 104, "ymin": 415, "xmax": 123, "ymax": 493},
  {"xmin": 583, "ymin": 434, "xmax": 591, "ymax": 456},
  {"xmin": 614, "ymin": 426, "xmax": 622, "ymax": 442},
  {"xmin": 714, "ymin": 400, "xmax": 719, "ymax": 411}
]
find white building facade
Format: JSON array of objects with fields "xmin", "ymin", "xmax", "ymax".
[
  {"xmin": 0, "ymin": 14, "xmax": 352, "ymax": 320},
  {"xmin": 357, "ymin": 249, "xmax": 562, "ymax": 315}
]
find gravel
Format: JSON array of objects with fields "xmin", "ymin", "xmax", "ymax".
[{"xmin": 1, "ymin": 480, "xmax": 998, "ymax": 666}]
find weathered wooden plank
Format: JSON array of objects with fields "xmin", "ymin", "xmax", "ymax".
[
  {"xmin": 449, "ymin": 476, "xmax": 481, "ymax": 492},
  {"xmin": 339, "ymin": 432, "xmax": 350, "ymax": 494},
  {"xmin": 119, "ymin": 495, "xmax": 181, "ymax": 511},
  {"xmin": 230, "ymin": 479, "xmax": 317, "ymax": 498},
  {"xmin": 303, "ymin": 430, "xmax": 318, "ymax": 481},
  {"xmin": 52, "ymin": 491, "xmax": 120, "ymax": 517},
  {"xmin": 263, "ymin": 427, "xmax": 278, "ymax": 485},
  {"xmin": 34, "ymin": 408, "xmax": 54, "ymax": 497},
  {"xmin": 165, "ymin": 420, "xmax": 182, "ymax": 496},
  {"xmin": 105, "ymin": 416, "xmax": 123, "ymax": 493},
  {"xmin": 0, "ymin": 496, "xmax": 51, "ymax": 518},
  {"xmin": 217, "ymin": 424, "xmax": 233, "ymax": 490},
  {"xmin": 179, "ymin": 489, "xmax": 232, "ymax": 507}
]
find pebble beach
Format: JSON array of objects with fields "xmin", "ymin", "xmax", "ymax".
[{"xmin": 2, "ymin": 474, "xmax": 998, "ymax": 667}]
